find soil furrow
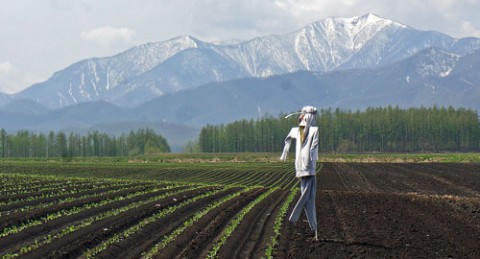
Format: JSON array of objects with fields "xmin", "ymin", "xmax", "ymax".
[
  {"xmin": 0, "ymin": 185, "xmax": 189, "ymax": 254},
  {"xmin": 217, "ymin": 189, "xmax": 289, "ymax": 258},
  {"xmin": 0, "ymin": 185, "xmax": 152, "ymax": 230},
  {"xmin": 98, "ymin": 187, "xmax": 242, "ymax": 258},
  {"xmin": 21, "ymin": 186, "xmax": 219, "ymax": 259},
  {"xmin": 157, "ymin": 188, "xmax": 267, "ymax": 259}
]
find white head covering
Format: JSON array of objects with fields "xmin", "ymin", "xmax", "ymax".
[
  {"xmin": 300, "ymin": 105, "xmax": 317, "ymax": 128},
  {"xmin": 284, "ymin": 105, "xmax": 317, "ymax": 119},
  {"xmin": 285, "ymin": 106, "xmax": 317, "ymax": 145},
  {"xmin": 299, "ymin": 106, "xmax": 317, "ymax": 143}
]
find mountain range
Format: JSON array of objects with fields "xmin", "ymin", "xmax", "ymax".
[{"xmin": 1, "ymin": 13, "xmax": 480, "ymax": 150}]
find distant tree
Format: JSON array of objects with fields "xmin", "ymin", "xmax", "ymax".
[
  {"xmin": 184, "ymin": 139, "xmax": 200, "ymax": 153},
  {"xmin": 198, "ymin": 107, "xmax": 480, "ymax": 153},
  {"xmin": 56, "ymin": 132, "xmax": 68, "ymax": 157},
  {"xmin": 0, "ymin": 128, "xmax": 7, "ymax": 157}
]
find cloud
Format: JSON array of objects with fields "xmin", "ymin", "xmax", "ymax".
[
  {"xmin": 80, "ymin": 26, "xmax": 136, "ymax": 48},
  {"xmin": 1, "ymin": 0, "xmax": 480, "ymax": 94},
  {"xmin": 0, "ymin": 62, "xmax": 13, "ymax": 74},
  {"xmin": 188, "ymin": 0, "xmax": 479, "ymax": 42},
  {"xmin": 461, "ymin": 21, "xmax": 480, "ymax": 38},
  {"xmin": 0, "ymin": 61, "xmax": 42, "ymax": 94}
]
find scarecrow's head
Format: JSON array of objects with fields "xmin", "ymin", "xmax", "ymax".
[
  {"xmin": 285, "ymin": 105, "xmax": 318, "ymax": 127},
  {"xmin": 298, "ymin": 106, "xmax": 317, "ymax": 127}
]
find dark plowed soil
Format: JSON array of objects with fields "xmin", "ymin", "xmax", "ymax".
[
  {"xmin": 0, "ymin": 185, "xmax": 153, "ymax": 230},
  {"xmin": 97, "ymin": 187, "xmax": 243, "ymax": 258},
  {"xmin": 0, "ymin": 182, "xmax": 147, "ymax": 212},
  {"xmin": 0, "ymin": 185, "xmax": 190, "ymax": 254},
  {"xmin": 2, "ymin": 163, "xmax": 480, "ymax": 258},
  {"xmin": 158, "ymin": 188, "xmax": 268, "ymax": 259},
  {"xmin": 21, "ymin": 187, "xmax": 220, "ymax": 259},
  {"xmin": 217, "ymin": 189, "xmax": 290, "ymax": 258},
  {"xmin": 277, "ymin": 163, "xmax": 480, "ymax": 258}
]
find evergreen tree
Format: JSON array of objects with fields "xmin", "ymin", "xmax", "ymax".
[
  {"xmin": 0, "ymin": 128, "xmax": 170, "ymax": 158},
  {"xmin": 198, "ymin": 107, "xmax": 480, "ymax": 153}
]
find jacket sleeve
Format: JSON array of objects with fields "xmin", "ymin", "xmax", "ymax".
[
  {"xmin": 310, "ymin": 127, "xmax": 319, "ymax": 163},
  {"xmin": 280, "ymin": 129, "xmax": 294, "ymax": 161}
]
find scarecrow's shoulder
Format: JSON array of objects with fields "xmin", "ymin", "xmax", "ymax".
[{"xmin": 288, "ymin": 127, "xmax": 300, "ymax": 136}]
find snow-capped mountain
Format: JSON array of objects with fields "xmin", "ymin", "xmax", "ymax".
[
  {"xmin": 2, "ymin": 46, "xmax": 480, "ymax": 150},
  {"xmin": 13, "ymin": 13, "xmax": 480, "ymax": 109},
  {"xmin": 14, "ymin": 35, "xmax": 200, "ymax": 108},
  {"xmin": 132, "ymin": 47, "xmax": 480, "ymax": 125}
]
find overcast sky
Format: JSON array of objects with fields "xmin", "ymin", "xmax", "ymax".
[{"xmin": 1, "ymin": 0, "xmax": 479, "ymax": 94}]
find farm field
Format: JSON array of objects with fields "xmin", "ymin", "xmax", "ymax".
[{"xmin": 0, "ymin": 161, "xmax": 479, "ymax": 258}]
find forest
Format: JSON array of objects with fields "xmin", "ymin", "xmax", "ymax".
[
  {"xmin": 0, "ymin": 128, "xmax": 170, "ymax": 158},
  {"xmin": 198, "ymin": 106, "xmax": 480, "ymax": 153},
  {"xmin": 2, "ymin": 106, "xmax": 479, "ymax": 157}
]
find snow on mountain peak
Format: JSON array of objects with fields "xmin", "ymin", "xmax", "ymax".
[
  {"xmin": 288, "ymin": 13, "xmax": 405, "ymax": 71},
  {"xmin": 319, "ymin": 13, "xmax": 402, "ymax": 46},
  {"xmin": 13, "ymin": 13, "xmax": 480, "ymax": 110},
  {"xmin": 171, "ymin": 35, "xmax": 201, "ymax": 48}
]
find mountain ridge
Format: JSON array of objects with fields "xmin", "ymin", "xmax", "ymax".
[
  {"xmin": 8, "ymin": 13, "xmax": 480, "ymax": 109},
  {"xmin": 1, "ymin": 13, "xmax": 480, "ymax": 151},
  {"xmin": 1, "ymin": 46, "xmax": 479, "ymax": 150}
]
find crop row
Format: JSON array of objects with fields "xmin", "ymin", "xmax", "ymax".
[
  {"xmin": 0, "ymin": 161, "xmax": 304, "ymax": 258},
  {"xmin": 0, "ymin": 184, "xmax": 181, "ymax": 239},
  {"xmin": 206, "ymin": 187, "xmax": 278, "ymax": 258},
  {"xmin": 0, "ymin": 180, "xmax": 138, "ymax": 210},
  {"xmin": 140, "ymin": 187, "xmax": 252, "ymax": 258},
  {"xmin": 84, "ymin": 186, "xmax": 243, "ymax": 258},
  {"xmin": 0, "ymin": 161, "xmax": 299, "ymax": 189},
  {"xmin": 0, "ymin": 183, "xmax": 147, "ymax": 217},
  {"xmin": 1, "ymin": 184, "xmax": 207, "ymax": 257}
]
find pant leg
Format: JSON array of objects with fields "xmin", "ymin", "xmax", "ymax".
[
  {"xmin": 303, "ymin": 175, "xmax": 317, "ymax": 231},
  {"xmin": 289, "ymin": 175, "xmax": 317, "ymax": 231}
]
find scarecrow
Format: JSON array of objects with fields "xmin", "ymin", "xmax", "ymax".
[{"xmin": 280, "ymin": 105, "xmax": 319, "ymax": 240}]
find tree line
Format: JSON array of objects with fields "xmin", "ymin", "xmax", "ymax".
[
  {"xmin": 198, "ymin": 106, "xmax": 480, "ymax": 153},
  {"xmin": 0, "ymin": 128, "xmax": 170, "ymax": 158}
]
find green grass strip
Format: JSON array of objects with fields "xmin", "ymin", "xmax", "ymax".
[
  {"xmin": 3, "ymin": 185, "xmax": 195, "ymax": 257},
  {"xmin": 263, "ymin": 189, "xmax": 296, "ymax": 258},
  {"xmin": 0, "ymin": 184, "xmax": 142, "ymax": 217},
  {"xmin": 206, "ymin": 187, "xmax": 277, "ymax": 259},
  {"xmin": 83, "ymin": 186, "xmax": 233, "ymax": 258},
  {"xmin": 0, "ymin": 174, "xmax": 134, "ymax": 207},
  {"xmin": 141, "ymin": 186, "xmax": 252, "ymax": 258},
  {"xmin": 0, "ymin": 185, "xmax": 176, "ymax": 238}
]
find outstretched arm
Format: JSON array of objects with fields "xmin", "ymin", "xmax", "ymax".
[{"xmin": 280, "ymin": 129, "xmax": 294, "ymax": 161}]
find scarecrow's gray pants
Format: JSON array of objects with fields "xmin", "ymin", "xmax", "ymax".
[{"xmin": 289, "ymin": 175, "xmax": 317, "ymax": 231}]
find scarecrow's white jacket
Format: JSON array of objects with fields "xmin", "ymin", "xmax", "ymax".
[{"xmin": 280, "ymin": 126, "xmax": 319, "ymax": 178}]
